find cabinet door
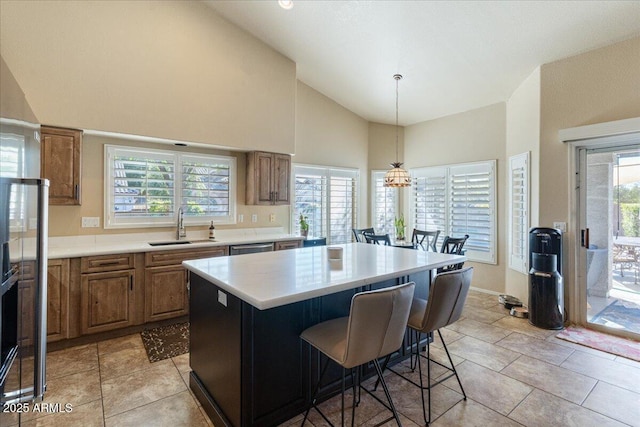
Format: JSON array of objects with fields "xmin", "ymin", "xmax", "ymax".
[
  {"xmin": 41, "ymin": 126, "xmax": 82, "ymax": 205},
  {"xmin": 255, "ymin": 152, "xmax": 274, "ymax": 204},
  {"xmin": 81, "ymin": 270, "xmax": 134, "ymax": 334},
  {"xmin": 272, "ymin": 154, "xmax": 290, "ymax": 205},
  {"xmin": 144, "ymin": 265, "xmax": 188, "ymax": 322},
  {"xmin": 47, "ymin": 259, "xmax": 70, "ymax": 342}
]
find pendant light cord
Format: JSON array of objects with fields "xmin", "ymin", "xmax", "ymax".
[{"xmin": 394, "ymin": 74, "xmax": 402, "ymax": 164}]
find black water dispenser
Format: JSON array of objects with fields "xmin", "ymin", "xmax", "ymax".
[{"xmin": 528, "ymin": 227, "xmax": 564, "ymax": 329}]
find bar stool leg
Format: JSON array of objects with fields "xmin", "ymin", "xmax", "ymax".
[
  {"xmin": 373, "ymin": 358, "xmax": 403, "ymax": 426},
  {"xmin": 415, "ymin": 330, "xmax": 428, "ymax": 425},
  {"xmin": 302, "ymin": 358, "xmax": 330, "ymax": 426}
]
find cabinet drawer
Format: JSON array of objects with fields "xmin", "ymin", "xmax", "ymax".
[
  {"xmin": 145, "ymin": 246, "xmax": 229, "ymax": 267},
  {"xmin": 81, "ymin": 253, "xmax": 135, "ymax": 273},
  {"xmin": 275, "ymin": 240, "xmax": 302, "ymax": 251}
]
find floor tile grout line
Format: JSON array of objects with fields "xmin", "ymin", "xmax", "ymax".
[
  {"xmin": 101, "ymin": 387, "xmax": 193, "ymax": 423},
  {"xmin": 97, "ymin": 345, "xmax": 107, "ymax": 427}
]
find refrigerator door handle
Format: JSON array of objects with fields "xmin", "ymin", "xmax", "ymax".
[{"xmin": 33, "ymin": 179, "xmax": 49, "ymax": 401}]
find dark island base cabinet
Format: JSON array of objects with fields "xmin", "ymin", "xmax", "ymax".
[{"xmin": 189, "ymin": 271, "xmax": 431, "ymax": 427}]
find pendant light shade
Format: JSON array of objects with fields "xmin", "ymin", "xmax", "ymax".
[{"xmin": 384, "ymin": 74, "xmax": 411, "ymax": 187}]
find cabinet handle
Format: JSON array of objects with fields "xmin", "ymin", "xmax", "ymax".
[
  {"xmin": 75, "ymin": 184, "xmax": 79, "ymax": 200},
  {"xmin": 274, "ymin": 191, "xmax": 278, "ymax": 204},
  {"xmin": 96, "ymin": 260, "xmax": 121, "ymax": 266},
  {"xmin": 130, "ymin": 275, "xmax": 133, "ymax": 291}
]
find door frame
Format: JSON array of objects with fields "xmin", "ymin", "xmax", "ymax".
[{"xmin": 563, "ymin": 117, "xmax": 640, "ymax": 338}]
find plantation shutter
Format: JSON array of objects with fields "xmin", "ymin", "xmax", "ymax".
[
  {"xmin": 411, "ymin": 167, "xmax": 447, "ymax": 247},
  {"xmin": 449, "ymin": 161, "xmax": 496, "ymax": 262},
  {"xmin": 293, "ymin": 165, "xmax": 358, "ymax": 244},
  {"xmin": 180, "ymin": 154, "xmax": 232, "ymax": 220},
  {"xmin": 106, "ymin": 146, "xmax": 175, "ymax": 226},
  {"xmin": 293, "ymin": 168, "xmax": 326, "ymax": 239},
  {"xmin": 508, "ymin": 152, "xmax": 529, "ymax": 273},
  {"xmin": 372, "ymin": 171, "xmax": 398, "ymax": 235},
  {"xmin": 329, "ymin": 170, "xmax": 358, "ymax": 244}
]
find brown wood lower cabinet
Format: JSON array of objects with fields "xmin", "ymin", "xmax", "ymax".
[
  {"xmin": 17, "ymin": 259, "xmax": 69, "ymax": 345},
  {"xmin": 81, "ymin": 270, "xmax": 135, "ymax": 334},
  {"xmin": 144, "ymin": 265, "xmax": 188, "ymax": 322},
  {"xmin": 47, "ymin": 258, "xmax": 70, "ymax": 341}
]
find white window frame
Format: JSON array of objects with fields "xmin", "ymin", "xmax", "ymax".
[
  {"xmin": 410, "ymin": 160, "xmax": 497, "ymax": 264},
  {"xmin": 104, "ymin": 145, "xmax": 236, "ymax": 228},
  {"xmin": 371, "ymin": 170, "xmax": 399, "ymax": 235},
  {"xmin": 508, "ymin": 152, "xmax": 529, "ymax": 273},
  {"xmin": 292, "ymin": 164, "xmax": 359, "ymax": 244}
]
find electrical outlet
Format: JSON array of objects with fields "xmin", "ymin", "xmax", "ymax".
[
  {"xmin": 238, "ymin": 214, "xmax": 244, "ymax": 223},
  {"xmin": 251, "ymin": 214, "xmax": 258, "ymax": 223},
  {"xmin": 553, "ymin": 222, "xmax": 566, "ymax": 232},
  {"xmin": 269, "ymin": 213, "xmax": 275, "ymax": 222},
  {"xmin": 81, "ymin": 217, "xmax": 100, "ymax": 228}
]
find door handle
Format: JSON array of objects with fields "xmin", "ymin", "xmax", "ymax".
[{"xmin": 581, "ymin": 228, "xmax": 590, "ymax": 248}]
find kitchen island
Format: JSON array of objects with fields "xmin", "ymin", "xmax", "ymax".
[{"xmin": 183, "ymin": 243, "xmax": 465, "ymax": 427}]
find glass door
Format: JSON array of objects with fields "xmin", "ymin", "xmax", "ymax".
[{"xmin": 582, "ymin": 145, "xmax": 640, "ymax": 339}]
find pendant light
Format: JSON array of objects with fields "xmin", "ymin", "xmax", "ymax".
[{"xmin": 384, "ymin": 74, "xmax": 411, "ymax": 187}]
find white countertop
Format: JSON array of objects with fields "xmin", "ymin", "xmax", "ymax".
[
  {"xmin": 183, "ymin": 243, "xmax": 466, "ymax": 310},
  {"xmin": 42, "ymin": 227, "xmax": 304, "ymax": 259}
]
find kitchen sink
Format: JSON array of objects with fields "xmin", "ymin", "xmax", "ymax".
[{"xmin": 148, "ymin": 241, "xmax": 192, "ymax": 246}]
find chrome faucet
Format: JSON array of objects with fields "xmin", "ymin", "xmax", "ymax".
[{"xmin": 177, "ymin": 207, "xmax": 187, "ymax": 240}]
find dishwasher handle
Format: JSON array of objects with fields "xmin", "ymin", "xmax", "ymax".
[{"xmin": 230, "ymin": 243, "xmax": 274, "ymax": 250}]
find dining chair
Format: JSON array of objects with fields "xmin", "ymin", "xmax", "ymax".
[
  {"xmin": 300, "ymin": 282, "xmax": 415, "ymax": 427},
  {"xmin": 364, "ymin": 232, "xmax": 391, "ymax": 246},
  {"xmin": 378, "ymin": 267, "xmax": 473, "ymax": 426},
  {"xmin": 438, "ymin": 234, "xmax": 469, "ymax": 273},
  {"xmin": 411, "ymin": 229, "xmax": 441, "ymax": 251},
  {"xmin": 352, "ymin": 227, "xmax": 375, "ymax": 243}
]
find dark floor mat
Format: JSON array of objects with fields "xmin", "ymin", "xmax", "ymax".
[{"xmin": 141, "ymin": 322, "xmax": 189, "ymax": 362}]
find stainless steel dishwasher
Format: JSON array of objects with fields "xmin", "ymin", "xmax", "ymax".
[{"xmin": 229, "ymin": 242, "xmax": 274, "ymax": 255}]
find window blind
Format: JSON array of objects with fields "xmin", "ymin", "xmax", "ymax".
[
  {"xmin": 371, "ymin": 171, "xmax": 397, "ymax": 235},
  {"xmin": 411, "ymin": 161, "xmax": 496, "ymax": 264},
  {"xmin": 181, "ymin": 155, "xmax": 232, "ymax": 218},
  {"xmin": 105, "ymin": 145, "xmax": 236, "ymax": 228},
  {"xmin": 293, "ymin": 165, "xmax": 358, "ymax": 244},
  {"xmin": 412, "ymin": 168, "xmax": 447, "ymax": 248},
  {"xmin": 508, "ymin": 152, "xmax": 529, "ymax": 273}
]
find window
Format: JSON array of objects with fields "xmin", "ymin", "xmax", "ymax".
[
  {"xmin": 371, "ymin": 170, "xmax": 398, "ymax": 235},
  {"xmin": 411, "ymin": 160, "xmax": 496, "ymax": 263},
  {"xmin": 105, "ymin": 145, "xmax": 236, "ymax": 228},
  {"xmin": 0, "ymin": 130, "xmax": 25, "ymax": 230},
  {"xmin": 508, "ymin": 152, "xmax": 529, "ymax": 273},
  {"xmin": 293, "ymin": 165, "xmax": 359, "ymax": 244}
]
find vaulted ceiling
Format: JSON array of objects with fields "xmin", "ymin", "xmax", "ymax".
[{"xmin": 206, "ymin": 1, "xmax": 640, "ymax": 125}]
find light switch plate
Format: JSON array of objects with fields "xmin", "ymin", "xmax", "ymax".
[
  {"xmin": 238, "ymin": 214, "xmax": 244, "ymax": 223},
  {"xmin": 251, "ymin": 214, "xmax": 258, "ymax": 223},
  {"xmin": 553, "ymin": 222, "xmax": 566, "ymax": 232},
  {"xmin": 269, "ymin": 213, "xmax": 275, "ymax": 222}
]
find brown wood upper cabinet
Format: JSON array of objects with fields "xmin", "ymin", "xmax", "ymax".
[
  {"xmin": 41, "ymin": 125, "xmax": 82, "ymax": 205},
  {"xmin": 246, "ymin": 151, "xmax": 291, "ymax": 205}
]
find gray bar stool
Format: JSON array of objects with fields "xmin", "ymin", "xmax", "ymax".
[
  {"xmin": 380, "ymin": 267, "xmax": 473, "ymax": 425},
  {"xmin": 300, "ymin": 282, "xmax": 415, "ymax": 427}
]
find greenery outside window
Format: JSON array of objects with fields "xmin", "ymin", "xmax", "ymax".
[{"xmin": 105, "ymin": 145, "xmax": 236, "ymax": 228}]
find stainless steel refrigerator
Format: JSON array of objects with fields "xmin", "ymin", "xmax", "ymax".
[{"xmin": 0, "ymin": 117, "xmax": 49, "ymax": 423}]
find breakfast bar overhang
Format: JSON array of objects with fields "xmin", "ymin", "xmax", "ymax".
[{"xmin": 183, "ymin": 243, "xmax": 465, "ymax": 427}]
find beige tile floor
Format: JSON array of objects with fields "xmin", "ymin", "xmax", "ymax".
[{"xmin": 3, "ymin": 289, "xmax": 640, "ymax": 426}]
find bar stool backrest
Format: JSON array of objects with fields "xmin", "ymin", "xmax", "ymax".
[
  {"xmin": 342, "ymin": 282, "xmax": 415, "ymax": 369},
  {"xmin": 412, "ymin": 229, "xmax": 441, "ymax": 251},
  {"xmin": 353, "ymin": 227, "xmax": 375, "ymax": 243},
  {"xmin": 417, "ymin": 267, "xmax": 473, "ymax": 333},
  {"xmin": 364, "ymin": 232, "xmax": 391, "ymax": 246}
]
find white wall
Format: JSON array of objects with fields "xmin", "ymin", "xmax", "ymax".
[
  {"xmin": 505, "ymin": 67, "xmax": 541, "ymax": 301},
  {"xmin": 539, "ymin": 36, "xmax": 640, "ymax": 320},
  {"xmin": 294, "ymin": 81, "xmax": 370, "ymax": 227},
  {"xmin": 0, "ymin": 0, "xmax": 296, "ymax": 153},
  {"xmin": 404, "ymin": 103, "xmax": 507, "ymax": 292}
]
